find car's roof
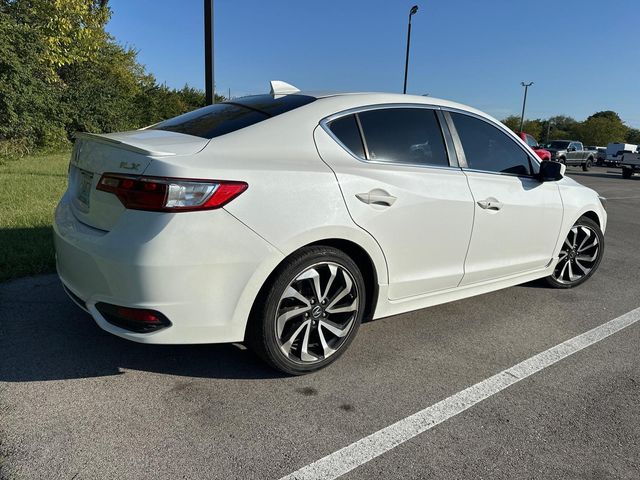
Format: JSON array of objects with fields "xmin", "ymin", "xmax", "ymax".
[
  {"xmin": 262, "ymin": 81, "xmax": 498, "ymax": 123},
  {"xmin": 297, "ymin": 90, "xmax": 473, "ymax": 108},
  {"xmin": 287, "ymin": 90, "xmax": 493, "ymax": 121}
]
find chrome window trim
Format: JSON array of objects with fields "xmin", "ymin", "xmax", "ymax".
[
  {"xmin": 319, "ymin": 103, "xmax": 461, "ymax": 172},
  {"xmin": 442, "ymin": 107, "xmax": 541, "ymax": 180}
]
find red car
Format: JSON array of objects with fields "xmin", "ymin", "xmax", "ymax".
[{"xmin": 518, "ymin": 132, "xmax": 551, "ymax": 161}]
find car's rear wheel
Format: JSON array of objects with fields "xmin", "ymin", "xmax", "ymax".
[
  {"xmin": 545, "ymin": 217, "xmax": 604, "ymax": 289},
  {"xmin": 622, "ymin": 167, "xmax": 633, "ymax": 179},
  {"xmin": 247, "ymin": 246, "xmax": 365, "ymax": 375},
  {"xmin": 582, "ymin": 159, "xmax": 592, "ymax": 171}
]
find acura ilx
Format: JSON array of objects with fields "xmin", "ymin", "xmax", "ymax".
[{"xmin": 54, "ymin": 81, "xmax": 606, "ymax": 374}]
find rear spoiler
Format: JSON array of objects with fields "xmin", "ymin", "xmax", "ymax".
[{"xmin": 74, "ymin": 132, "xmax": 176, "ymax": 157}]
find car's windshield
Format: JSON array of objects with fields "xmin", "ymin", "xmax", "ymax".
[{"xmin": 543, "ymin": 141, "xmax": 571, "ymax": 149}]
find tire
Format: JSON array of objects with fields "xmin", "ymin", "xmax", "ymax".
[
  {"xmin": 582, "ymin": 159, "xmax": 592, "ymax": 171},
  {"xmin": 622, "ymin": 167, "xmax": 633, "ymax": 179},
  {"xmin": 545, "ymin": 217, "xmax": 604, "ymax": 289},
  {"xmin": 246, "ymin": 246, "xmax": 366, "ymax": 375},
  {"xmin": 558, "ymin": 157, "xmax": 566, "ymax": 165}
]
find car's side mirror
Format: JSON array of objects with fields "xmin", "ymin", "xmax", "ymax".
[
  {"xmin": 539, "ymin": 161, "xmax": 565, "ymax": 182},
  {"xmin": 568, "ymin": 146, "xmax": 576, "ymax": 152}
]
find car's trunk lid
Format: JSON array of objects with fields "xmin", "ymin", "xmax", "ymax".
[{"xmin": 68, "ymin": 130, "xmax": 209, "ymax": 231}]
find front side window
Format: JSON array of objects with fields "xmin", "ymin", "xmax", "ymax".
[
  {"xmin": 356, "ymin": 108, "xmax": 448, "ymax": 167},
  {"xmin": 451, "ymin": 112, "xmax": 532, "ymax": 176}
]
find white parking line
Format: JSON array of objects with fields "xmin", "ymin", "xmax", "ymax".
[{"xmin": 280, "ymin": 307, "xmax": 640, "ymax": 480}]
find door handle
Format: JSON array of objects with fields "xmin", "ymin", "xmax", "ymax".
[
  {"xmin": 477, "ymin": 198, "xmax": 503, "ymax": 211},
  {"xmin": 356, "ymin": 189, "xmax": 397, "ymax": 207}
]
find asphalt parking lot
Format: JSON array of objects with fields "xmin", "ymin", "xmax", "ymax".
[{"xmin": 1, "ymin": 166, "xmax": 639, "ymax": 480}]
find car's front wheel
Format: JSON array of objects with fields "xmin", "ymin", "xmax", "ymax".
[
  {"xmin": 247, "ymin": 246, "xmax": 365, "ymax": 375},
  {"xmin": 545, "ymin": 217, "xmax": 604, "ymax": 289}
]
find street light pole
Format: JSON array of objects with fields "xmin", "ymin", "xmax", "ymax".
[
  {"xmin": 546, "ymin": 120, "xmax": 553, "ymax": 141},
  {"xmin": 519, "ymin": 81, "xmax": 533, "ymax": 132},
  {"xmin": 204, "ymin": 0, "xmax": 215, "ymax": 105},
  {"xmin": 403, "ymin": 5, "xmax": 419, "ymax": 94}
]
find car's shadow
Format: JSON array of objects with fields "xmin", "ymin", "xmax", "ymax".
[{"xmin": 0, "ymin": 276, "xmax": 284, "ymax": 382}]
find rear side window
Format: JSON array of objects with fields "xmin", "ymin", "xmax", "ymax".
[
  {"xmin": 357, "ymin": 108, "xmax": 448, "ymax": 167},
  {"xmin": 328, "ymin": 115, "xmax": 365, "ymax": 158},
  {"xmin": 451, "ymin": 112, "xmax": 532, "ymax": 176},
  {"xmin": 151, "ymin": 94, "xmax": 316, "ymax": 139}
]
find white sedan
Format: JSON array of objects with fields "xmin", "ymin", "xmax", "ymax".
[{"xmin": 54, "ymin": 81, "xmax": 607, "ymax": 374}]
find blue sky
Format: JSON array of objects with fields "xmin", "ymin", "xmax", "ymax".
[{"xmin": 107, "ymin": 0, "xmax": 640, "ymax": 127}]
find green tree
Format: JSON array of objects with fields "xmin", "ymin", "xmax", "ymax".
[
  {"xmin": 545, "ymin": 115, "xmax": 579, "ymax": 141},
  {"xmin": 501, "ymin": 115, "xmax": 543, "ymax": 140},
  {"xmin": 626, "ymin": 128, "xmax": 640, "ymax": 145},
  {"xmin": 60, "ymin": 42, "xmax": 149, "ymax": 135},
  {"xmin": 0, "ymin": 0, "xmax": 230, "ymax": 154},
  {"xmin": 2, "ymin": 0, "xmax": 111, "ymax": 74},
  {"xmin": 589, "ymin": 110, "xmax": 622, "ymax": 123},
  {"xmin": 574, "ymin": 111, "xmax": 628, "ymax": 145},
  {"xmin": 0, "ymin": 11, "xmax": 66, "ymax": 152}
]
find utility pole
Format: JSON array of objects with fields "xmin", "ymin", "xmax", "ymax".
[
  {"xmin": 204, "ymin": 0, "xmax": 215, "ymax": 105},
  {"xmin": 519, "ymin": 81, "xmax": 533, "ymax": 132},
  {"xmin": 403, "ymin": 5, "xmax": 419, "ymax": 94}
]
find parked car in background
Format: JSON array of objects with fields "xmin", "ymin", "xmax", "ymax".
[
  {"xmin": 621, "ymin": 152, "xmax": 640, "ymax": 178},
  {"xmin": 517, "ymin": 132, "xmax": 551, "ymax": 161},
  {"xmin": 53, "ymin": 83, "xmax": 607, "ymax": 374},
  {"xmin": 606, "ymin": 142, "xmax": 638, "ymax": 166},
  {"xmin": 542, "ymin": 140, "xmax": 596, "ymax": 171},
  {"xmin": 585, "ymin": 146, "xmax": 605, "ymax": 166}
]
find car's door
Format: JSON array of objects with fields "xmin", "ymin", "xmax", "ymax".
[
  {"xmin": 445, "ymin": 111, "xmax": 564, "ymax": 285},
  {"xmin": 314, "ymin": 106, "xmax": 475, "ymax": 300},
  {"xmin": 575, "ymin": 142, "xmax": 585, "ymax": 162},
  {"xmin": 568, "ymin": 142, "xmax": 580, "ymax": 164}
]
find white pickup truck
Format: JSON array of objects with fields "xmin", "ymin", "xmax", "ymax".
[
  {"xmin": 621, "ymin": 151, "xmax": 640, "ymax": 179},
  {"xmin": 606, "ymin": 143, "xmax": 638, "ymax": 166}
]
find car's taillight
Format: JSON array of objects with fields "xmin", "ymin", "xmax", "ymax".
[{"xmin": 96, "ymin": 173, "xmax": 247, "ymax": 212}]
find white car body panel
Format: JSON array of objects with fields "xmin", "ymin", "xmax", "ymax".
[
  {"xmin": 314, "ymin": 125, "xmax": 474, "ymax": 299},
  {"xmin": 460, "ymin": 172, "xmax": 563, "ymax": 285},
  {"xmin": 53, "ymin": 91, "xmax": 607, "ymax": 345}
]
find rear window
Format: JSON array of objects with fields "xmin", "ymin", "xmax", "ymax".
[{"xmin": 151, "ymin": 94, "xmax": 316, "ymax": 139}]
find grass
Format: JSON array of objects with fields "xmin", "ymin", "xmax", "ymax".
[{"xmin": 0, "ymin": 150, "xmax": 70, "ymax": 282}]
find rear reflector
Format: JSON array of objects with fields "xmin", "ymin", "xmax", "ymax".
[
  {"xmin": 97, "ymin": 173, "xmax": 247, "ymax": 212},
  {"xmin": 95, "ymin": 302, "xmax": 171, "ymax": 333}
]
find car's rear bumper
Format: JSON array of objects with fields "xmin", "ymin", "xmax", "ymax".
[{"xmin": 54, "ymin": 192, "xmax": 282, "ymax": 344}]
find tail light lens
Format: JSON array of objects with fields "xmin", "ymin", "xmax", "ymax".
[{"xmin": 97, "ymin": 173, "xmax": 247, "ymax": 212}]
